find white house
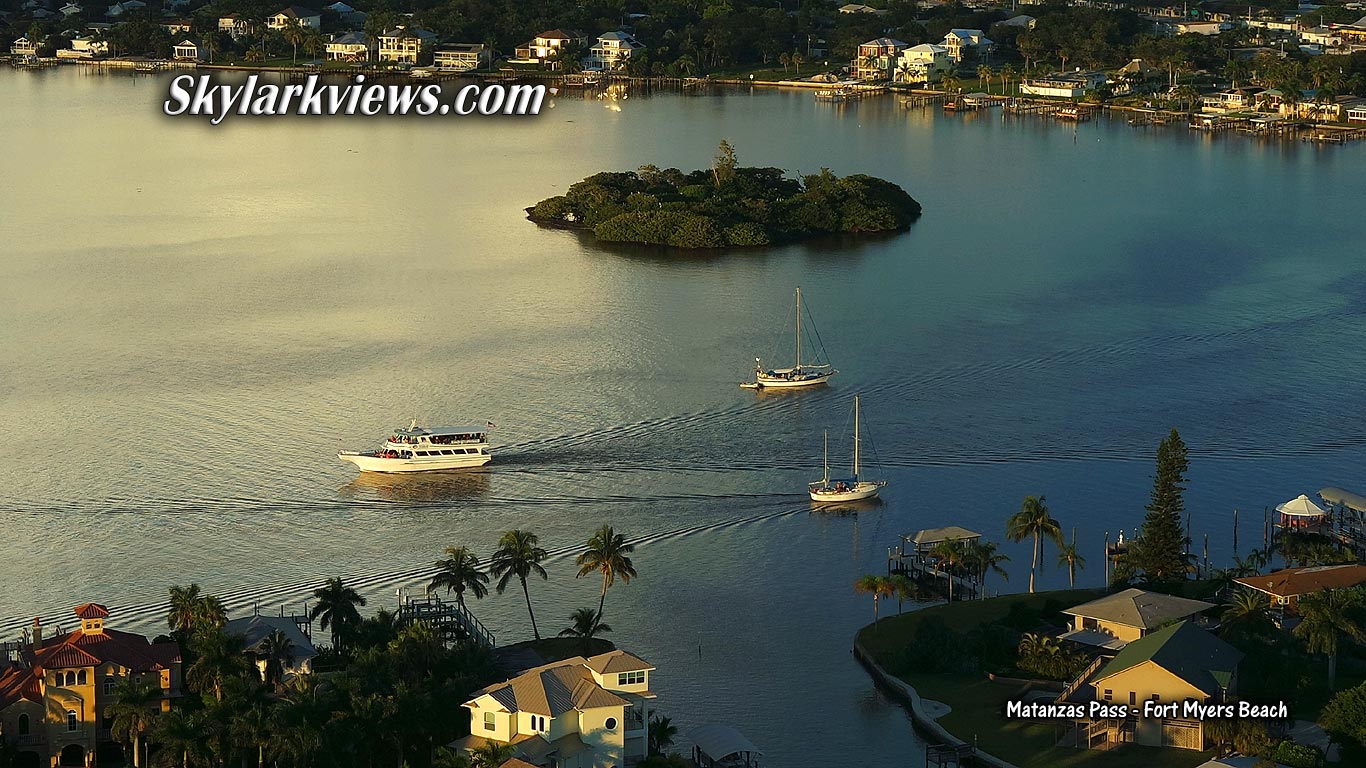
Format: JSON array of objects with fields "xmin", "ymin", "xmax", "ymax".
[
  {"xmin": 104, "ymin": 0, "xmax": 143, "ymax": 17},
  {"xmin": 58, "ymin": 2, "xmax": 82, "ymax": 17},
  {"xmin": 161, "ymin": 19, "xmax": 191, "ymax": 34},
  {"xmin": 10, "ymin": 36, "xmax": 40, "ymax": 56},
  {"xmin": 1019, "ymin": 70, "xmax": 1108, "ymax": 98},
  {"xmin": 171, "ymin": 38, "xmax": 201, "ymax": 60},
  {"xmin": 325, "ymin": 30, "xmax": 373, "ymax": 61},
  {"xmin": 940, "ymin": 28, "xmax": 992, "ymax": 62},
  {"xmin": 1348, "ymin": 101, "xmax": 1366, "ymax": 122},
  {"xmin": 838, "ymin": 3, "xmax": 888, "ymax": 14},
  {"xmin": 223, "ymin": 614, "xmax": 318, "ymax": 681},
  {"xmin": 218, "ymin": 14, "xmax": 252, "ymax": 38},
  {"xmin": 996, "ymin": 14, "xmax": 1036, "ymax": 29},
  {"xmin": 853, "ymin": 37, "xmax": 908, "ymax": 80},
  {"xmin": 453, "ymin": 650, "xmax": 656, "ymax": 768},
  {"xmin": 587, "ymin": 30, "xmax": 644, "ymax": 71},
  {"xmin": 433, "ymin": 42, "xmax": 490, "ymax": 71},
  {"xmin": 513, "ymin": 29, "xmax": 585, "ymax": 67},
  {"xmin": 267, "ymin": 5, "xmax": 321, "ymax": 30},
  {"xmin": 895, "ymin": 43, "xmax": 952, "ymax": 84},
  {"xmin": 58, "ymin": 34, "xmax": 107, "ymax": 57},
  {"xmin": 378, "ymin": 26, "xmax": 437, "ymax": 64}
]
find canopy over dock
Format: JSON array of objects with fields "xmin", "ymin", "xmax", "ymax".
[
  {"xmin": 1320, "ymin": 487, "xmax": 1366, "ymax": 515},
  {"xmin": 1276, "ymin": 494, "xmax": 1328, "ymax": 529},
  {"xmin": 690, "ymin": 724, "xmax": 762, "ymax": 768}
]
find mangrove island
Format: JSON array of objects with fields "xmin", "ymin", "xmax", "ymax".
[{"xmin": 527, "ymin": 141, "xmax": 922, "ymax": 249}]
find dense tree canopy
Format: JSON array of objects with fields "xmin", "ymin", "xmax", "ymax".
[{"xmin": 530, "ymin": 145, "xmax": 920, "ymax": 249}]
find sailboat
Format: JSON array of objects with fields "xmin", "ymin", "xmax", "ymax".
[
  {"xmin": 740, "ymin": 287, "xmax": 836, "ymax": 389},
  {"xmin": 809, "ymin": 396, "xmax": 887, "ymax": 503}
]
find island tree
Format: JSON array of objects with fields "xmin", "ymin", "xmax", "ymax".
[
  {"xmin": 575, "ymin": 525, "xmax": 638, "ymax": 622},
  {"xmin": 490, "ymin": 529, "xmax": 549, "ymax": 641},
  {"xmin": 1006, "ymin": 495, "xmax": 1063, "ymax": 593},
  {"xmin": 1123, "ymin": 429, "xmax": 1191, "ymax": 583}
]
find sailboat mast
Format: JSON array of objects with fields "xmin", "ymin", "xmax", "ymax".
[
  {"xmin": 853, "ymin": 396, "xmax": 861, "ymax": 480},
  {"xmin": 823, "ymin": 430, "xmax": 829, "ymax": 484},
  {"xmin": 795, "ymin": 288, "xmax": 802, "ymax": 372}
]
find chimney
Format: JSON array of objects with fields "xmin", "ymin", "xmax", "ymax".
[{"xmin": 32, "ymin": 617, "xmax": 43, "ymax": 650}]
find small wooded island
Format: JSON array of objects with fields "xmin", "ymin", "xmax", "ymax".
[{"xmin": 527, "ymin": 141, "xmax": 922, "ymax": 249}]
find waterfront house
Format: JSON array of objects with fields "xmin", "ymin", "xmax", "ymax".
[
  {"xmin": 895, "ymin": 43, "xmax": 952, "ymax": 84},
  {"xmin": 587, "ymin": 31, "xmax": 645, "ymax": 71},
  {"xmin": 1019, "ymin": 70, "xmax": 1108, "ymax": 98},
  {"xmin": 325, "ymin": 30, "xmax": 373, "ymax": 61},
  {"xmin": 434, "ymin": 42, "xmax": 491, "ymax": 71},
  {"xmin": 10, "ymin": 36, "xmax": 40, "ymax": 56},
  {"xmin": 513, "ymin": 29, "xmax": 586, "ymax": 68},
  {"xmin": 940, "ymin": 29, "xmax": 992, "ymax": 62},
  {"xmin": 60, "ymin": 34, "xmax": 108, "ymax": 57},
  {"xmin": 0, "ymin": 604, "xmax": 182, "ymax": 768},
  {"xmin": 1348, "ymin": 102, "xmax": 1366, "ymax": 122},
  {"xmin": 1151, "ymin": 17, "xmax": 1232, "ymax": 36},
  {"xmin": 1234, "ymin": 563, "xmax": 1366, "ymax": 608},
  {"xmin": 223, "ymin": 613, "xmax": 317, "ymax": 681},
  {"xmin": 161, "ymin": 19, "xmax": 191, "ymax": 34},
  {"xmin": 1060, "ymin": 621, "xmax": 1242, "ymax": 751},
  {"xmin": 172, "ymin": 38, "xmax": 202, "ymax": 60},
  {"xmin": 267, "ymin": 5, "xmax": 321, "ymax": 30},
  {"xmin": 452, "ymin": 649, "xmax": 655, "ymax": 768},
  {"xmin": 378, "ymin": 26, "xmax": 438, "ymax": 64},
  {"xmin": 218, "ymin": 13, "xmax": 252, "ymax": 38},
  {"xmin": 1201, "ymin": 87, "xmax": 1259, "ymax": 112},
  {"xmin": 1060, "ymin": 589, "xmax": 1216, "ymax": 650},
  {"xmin": 839, "ymin": 3, "xmax": 888, "ymax": 14},
  {"xmin": 853, "ymin": 37, "xmax": 908, "ymax": 80}
]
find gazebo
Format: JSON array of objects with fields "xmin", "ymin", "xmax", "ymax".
[
  {"xmin": 1276, "ymin": 494, "xmax": 1328, "ymax": 531},
  {"xmin": 690, "ymin": 724, "xmax": 762, "ymax": 768}
]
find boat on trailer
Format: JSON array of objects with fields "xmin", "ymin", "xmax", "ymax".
[
  {"xmin": 809, "ymin": 395, "xmax": 887, "ymax": 503},
  {"xmin": 339, "ymin": 420, "xmax": 492, "ymax": 473},
  {"xmin": 741, "ymin": 287, "xmax": 836, "ymax": 389}
]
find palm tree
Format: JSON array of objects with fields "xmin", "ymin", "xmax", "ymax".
[
  {"xmin": 283, "ymin": 23, "xmax": 305, "ymax": 66},
  {"xmin": 229, "ymin": 703, "xmax": 273, "ymax": 768},
  {"xmin": 1221, "ymin": 589, "xmax": 1269, "ymax": 635},
  {"xmin": 490, "ymin": 529, "xmax": 549, "ymax": 641},
  {"xmin": 576, "ymin": 525, "xmax": 638, "ymax": 622},
  {"xmin": 779, "ymin": 51, "xmax": 790, "ymax": 73},
  {"xmin": 153, "ymin": 707, "xmax": 210, "ymax": 768},
  {"xmin": 559, "ymin": 607, "xmax": 612, "ymax": 654},
  {"xmin": 260, "ymin": 629, "xmax": 295, "ymax": 689},
  {"xmin": 887, "ymin": 573, "xmax": 915, "ymax": 613},
  {"xmin": 310, "ymin": 577, "xmax": 367, "ymax": 652},
  {"xmin": 302, "ymin": 27, "xmax": 325, "ymax": 64},
  {"xmin": 977, "ymin": 64, "xmax": 992, "ymax": 93},
  {"xmin": 200, "ymin": 31, "xmax": 217, "ymax": 64},
  {"xmin": 1294, "ymin": 588, "xmax": 1366, "ymax": 690},
  {"xmin": 942, "ymin": 74, "xmax": 961, "ymax": 94},
  {"xmin": 428, "ymin": 545, "xmax": 490, "ymax": 608},
  {"xmin": 1000, "ymin": 63, "xmax": 1016, "ymax": 95},
  {"xmin": 965, "ymin": 540, "xmax": 1010, "ymax": 599},
  {"xmin": 791, "ymin": 52, "xmax": 804, "ymax": 75},
  {"xmin": 1007, "ymin": 495, "xmax": 1063, "ymax": 593},
  {"xmin": 186, "ymin": 628, "xmax": 249, "ymax": 702},
  {"xmin": 1056, "ymin": 529, "xmax": 1087, "ymax": 589},
  {"xmin": 929, "ymin": 538, "xmax": 966, "ymax": 602},
  {"xmin": 855, "ymin": 575, "xmax": 894, "ymax": 626},
  {"xmin": 106, "ymin": 677, "xmax": 161, "ymax": 768},
  {"xmin": 167, "ymin": 584, "xmax": 205, "ymax": 635},
  {"xmin": 648, "ymin": 714, "xmax": 677, "ymax": 755},
  {"xmin": 469, "ymin": 742, "xmax": 516, "ymax": 768}
]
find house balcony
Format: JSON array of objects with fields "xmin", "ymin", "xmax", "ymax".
[{"xmin": 624, "ymin": 707, "xmax": 646, "ymax": 736}]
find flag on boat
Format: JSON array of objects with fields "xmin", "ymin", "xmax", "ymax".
[{"xmin": 486, "ymin": 421, "xmax": 497, "ymax": 429}]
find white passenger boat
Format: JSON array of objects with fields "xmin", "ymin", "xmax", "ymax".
[
  {"xmin": 809, "ymin": 396, "xmax": 887, "ymax": 503},
  {"xmin": 741, "ymin": 288, "xmax": 836, "ymax": 389},
  {"xmin": 339, "ymin": 420, "xmax": 493, "ymax": 473}
]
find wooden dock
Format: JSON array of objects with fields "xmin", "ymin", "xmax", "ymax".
[
  {"xmin": 886, "ymin": 526, "xmax": 984, "ymax": 601},
  {"xmin": 1301, "ymin": 126, "xmax": 1366, "ymax": 144},
  {"xmin": 397, "ymin": 593, "xmax": 495, "ymax": 648}
]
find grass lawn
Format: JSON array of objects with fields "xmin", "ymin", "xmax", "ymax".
[{"xmin": 858, "ymin": 590, "xmax": 1219, "ymax": 768}]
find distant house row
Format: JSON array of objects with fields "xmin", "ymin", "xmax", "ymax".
[
  {"xmin": 852, "ymin": 29, "xmax": 995, "ymax": 83},
  {"xmin": 510, "ymin": 29, "xmax": 647, "ymax": 71}
]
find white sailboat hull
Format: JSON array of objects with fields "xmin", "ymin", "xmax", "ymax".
[
  {"xmin": 750, "ymin": 369, "xmax": 836, "ymax": 388},
  {"xmin": 809, "ymin": 480, "xmax": 886, "ymax": 503},
  {"xmin": 339, "ymin": 451, "xmax": 491, "ymax": 473}
]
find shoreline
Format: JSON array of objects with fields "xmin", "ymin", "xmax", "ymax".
[{"xmin": 852, "ymin": 634, "xmax": 1022, "ymax": 768}]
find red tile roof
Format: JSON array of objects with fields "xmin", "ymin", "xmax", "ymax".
[
  {"xmin": 0, "ymin": 666, "xmax": 43, "ymax": 708},
  {"xmin": 1235, "ymin": 564, "xmax": 1366, "ymax": 598},
  {"xmin": 74, "ymin": 603, "xmax": 110, "ymax": 619}
]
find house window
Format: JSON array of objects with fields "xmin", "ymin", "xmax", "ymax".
[
  {"xmin": 104, "ymin": 680, "xmax": 115, "ymax": 695},
  {"xmin": 604, "ymin": 717, "xmax": 618, "ymax": 731},
  {"xmin": 1102, "ymin": 689, "xmax": 1112, "ymax": 701},
  {"xmin": 617, "ymin": 671, "xmax": 645, "ymax": 686},
  {"xmin": 77, "ymin": 670, "xmax": 87, "ymax": 685},
  {"xmin": 66, "ymin": 671, "xmax": 77, "ymax": 686},
  {"xmin": 67, "ymin": 710, "xmax": 79, "ymax": 732},
  {"xmin": 1129, "ymin": 692, "xmax": 1136, "ymax": 706},
  {"xmin": 17, "ymin": 713, "xmax": 28, "ymax": 735},
  {"xmin": 483, "ymin": 712, "xmax": 495, "ymax": 731}
]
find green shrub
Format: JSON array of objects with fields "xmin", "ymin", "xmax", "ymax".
[
  {"xmin": 723, "ymin": 222, "xmax": 771, "ymax": 246},
  {"xmin": 1271, "ymin": 740, "xmax": 1325, "ymax": 768}
]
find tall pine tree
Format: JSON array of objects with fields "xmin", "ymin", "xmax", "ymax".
[{"xmin": 1126, "ymin": 428, "xmax": 1191, "ymax": 583}]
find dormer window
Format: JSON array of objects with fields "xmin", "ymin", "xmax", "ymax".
[
  {"xmin": 617, "ymin": 671, "xmax": 645, "ymax": 686},
  {"xmin": 483, "ymin": 712, "xmax": 495, "ymax": 731}
]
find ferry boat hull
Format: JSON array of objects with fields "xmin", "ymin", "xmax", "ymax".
[
  {"xmin": 339, "ymin": 451, "xmax": 491, "ymax": 473},
  {"xmin": 809, "ymin": 480, "xmax": 885, "ymax": 503}
]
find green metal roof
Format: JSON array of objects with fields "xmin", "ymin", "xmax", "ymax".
[{"xmin": 1094, "ymin": 620, "xmax": 1243, "ymax": 697}]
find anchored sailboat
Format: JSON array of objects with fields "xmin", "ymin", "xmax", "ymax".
[
  {"xmin": 809, "ymin": 395, "xmax": 887, "ymax": 503},
  {"xmin": 741, "ymin": 288, "xmax": 836, "ymax": 389}
]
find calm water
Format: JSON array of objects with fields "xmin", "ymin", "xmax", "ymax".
[{"xmin": 3, "ymin": 67, "xmax": 1366, "ymax": 765}]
